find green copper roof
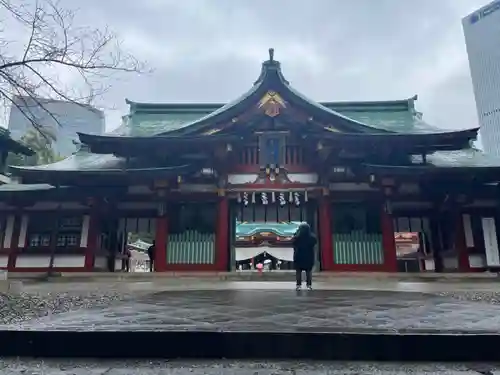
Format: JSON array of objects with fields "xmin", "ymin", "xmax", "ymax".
[
  {"xmin": 118, "ymin": 96, "xmax": 445, "ymax": 137},
  {"xmin": 339, "ymin": 109, "xmax": 443, "ymax": 133},
  {"xmin": 105, "ymin": 98, "xmax": 497, "ymax": 169},
  {"xmin": 9, "ymin": 148, "xmax": 198, "ymax": 183},
  {"xmin": 11, "ymin": 148, "xmax": 126, "ymax": 171}
]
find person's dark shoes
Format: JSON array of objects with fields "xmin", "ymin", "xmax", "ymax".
[
  {"xmin": 307, "ymin": 285, "xmax": 312, "ymax": 291},
  {"xmin": 295, "ymin": 285, "xmax": 302, "ymax": 291}
]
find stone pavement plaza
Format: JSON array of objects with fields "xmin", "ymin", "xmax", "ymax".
[
  {"xmin": 0, "ymin": 359, "xmax": 497, "ymax": 375},
  {"xmin": 7, "ymin": 280, "xmax": 500, "ymax": 333}
]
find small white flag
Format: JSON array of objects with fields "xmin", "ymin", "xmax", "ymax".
[
  {"xmin": 294, "ymin": 191, "xmax": 300, "ymax": 206},
  {"xmin": 261, "ymin": 192, "xmax": 268, "ymax": 205},
  {"xmin": 279, "ymin": 192, "xmax": 286, "ymax": 206}
]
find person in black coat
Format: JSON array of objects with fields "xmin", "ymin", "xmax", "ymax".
[
  {"xmin": 147, "ymin": 240, "xmax": 156, "ymax": 272},
  {"xmin": 292, "ymin": 222, "xmax": 317, "ymax": 290}
]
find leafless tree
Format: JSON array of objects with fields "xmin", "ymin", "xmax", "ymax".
[{"xmin": 0, "ymin": 0, "xmax": 146, "ymax": 138}]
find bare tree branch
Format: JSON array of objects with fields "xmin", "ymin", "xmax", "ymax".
[{"xmin": 0, "ymin": 0, "xmax": 147, "ymax": 136}]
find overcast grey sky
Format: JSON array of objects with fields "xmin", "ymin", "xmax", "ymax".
[{"xmin": 6, "ymin": 0, "xmax": 492, "ymax": 132}]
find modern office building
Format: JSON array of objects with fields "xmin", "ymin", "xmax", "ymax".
[
  {"xmin": 7, "ymin": 96, "xmax": 105, "ymax": 157},
  {"xmin": 463, "ymin": 0, "xmax": 500, "ymax": 156}
]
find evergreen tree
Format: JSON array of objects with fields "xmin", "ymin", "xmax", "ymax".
[{"xmin": 7, "ymin": 128, "xmax": 63, "ymax": 167}]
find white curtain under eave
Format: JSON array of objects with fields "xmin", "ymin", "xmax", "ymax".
[
  {"xmin": 266, "ymin": 248, "xmax": 294, "ymax": 262},
  {"xmin": 235, "ymin": 247, "xmax": 265, "ymax": 261},
  {"xmin": 235, "ymin": 246, "xmax": 294, "ymax": 261}
]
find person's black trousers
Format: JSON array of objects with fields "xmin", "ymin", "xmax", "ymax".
[
  {"xmin": 125, "ymin": 259, "xmax": 130, "ymax": 272},
  {"xmin": 296, "ymin": 269, "xmax": 312, "ymax": 286},
  {"xmin": 149, "ymin": 260, "xmax": 154, "ymax": 272}
]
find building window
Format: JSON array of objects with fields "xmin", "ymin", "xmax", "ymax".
[
  {"xmin": 57, "ymin": 234, "xmax": 80, "ymax": 247},
  {"xmin": 169, "ymin": 202, "xmax": 217, "ymax": 235},
  {"xmin": 331, "ymin": 203, "xmax": 382, "ymax": 234},
  {"xmin": 26, "ymin": 215, "xmax": 82, "ymax": 251},
  {"xmin": 29, "ymin": 234, "xmax": 50, "ymax": 247},
  {"xmin": 264, "ymin": 137, "xmax": 280, "ymax": 165}
]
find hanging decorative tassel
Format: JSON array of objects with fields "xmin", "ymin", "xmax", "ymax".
[
  {"xmin": 243, "ymin": 192, "xmax": 249, "ymax": 206},
  {"xmin": 294, "ymin": 191, "xmax": 300, "ymax": 206},
  {"xmin": 261, "ymin": 192, "xmax": 268, "ymax": 205},
  {"xmin": 251, "ymin": 192, "xmax": 256, "ymax": 204},
  {"xmin": 279, "ymin": 192, "xmax": 286, "ymax": 206},
  {"xmin": 304, "ymin": 190, "xmax": 308, "ymax": 202},
  {"xmin": 271, "ymin": 191, "xmax": 276, "ymax": 203},
  {"xmin": 237, "ymin": 192, "xmax": 242, "ymax": 203}
]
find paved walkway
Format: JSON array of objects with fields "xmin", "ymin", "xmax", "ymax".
[
  {"xmin": 19, "ymin": 278, "xmax": 500, "ymax": 294},
  {"xmin": 8, "ymin": 281, "xmax": 500, "ymax": 333},
  {"xmin": 0, "ymin": 359, "xmax": 494, "ymax": 375}
]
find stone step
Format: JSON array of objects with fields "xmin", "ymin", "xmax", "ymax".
[{"xmin": 6, "ymin": 270, "xmax": 500, "ymax": 283}]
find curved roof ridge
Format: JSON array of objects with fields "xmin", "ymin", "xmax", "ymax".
[
  {"xmin": 310, "ymin": 128, "xmax": 479, "ymax": 137},
  {"xmin": 76, "ymin": 132, "xmax": 242, "ymax": 145},
  {"xmin": 282, "ymin": 84, "xmax": 394, "ymax": 133},
  {"xmin": 125, "ymin": 99, "xmax": 225, "ymax": 110},
  {"xmin": 154, "ymin": 48, "xmax": 401, "ymax": 136},
  {"xmin": 124, "ymin": 97, "xmax": 418, "ymax": 110},
  {"xmin": 321, "ymin": 94, "xmax": 417, "ymax": 109}
]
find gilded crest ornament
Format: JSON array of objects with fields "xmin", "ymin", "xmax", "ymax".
[{"xmin": 258, "ymin": 90, "xmax": 286, "ymax": 117}]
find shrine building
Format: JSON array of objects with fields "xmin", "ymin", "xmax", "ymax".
[{"xmin": 1, "ymin": 48, "xmax": 499, "ymax": 273}]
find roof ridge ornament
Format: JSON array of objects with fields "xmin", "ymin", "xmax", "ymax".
[{"xmin": 253, "ymin": 48, "xmax": 289, "ymax": 85}]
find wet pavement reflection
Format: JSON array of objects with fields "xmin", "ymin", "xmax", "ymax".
[{"xmin": 7, "ymin": 282, "xmax": 500, "ymax": 333}]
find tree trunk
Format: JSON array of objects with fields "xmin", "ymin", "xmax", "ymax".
[{"xmin": 46, "ymin": 205, "xmax": 62, "ymax": 278}]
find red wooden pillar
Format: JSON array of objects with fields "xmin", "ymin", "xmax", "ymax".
[
  {"xmin": 84, "ymin": 208, "xmax": 99, "ymax": 271},
  {"xmin": 7, "ymin": 214, "xmax": 20, "ymax": 271},
  {"xmin": 456, "ymin": 212, "xmax": 470, "ymax": 272},
  {"xmin": 215, "ymin": 193, "xmax": 229, "ymax": 271},
  {"xmin": 381, "ymin": 203, "xmax": 397, "ymax": 272},
  {"xmin": 155, "ymin": 214, "xmax": 168, "ymax": 272},
  {"xmin": 318, "ymin": 192, "xmax": 334, "ymax": 271}
]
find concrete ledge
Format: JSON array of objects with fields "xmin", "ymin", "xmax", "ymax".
[
  {"xmin": 1, "ymin": 330, "xmax": 500, "ymax": 361},
  {"xmin": 7, "ymin": 271, "xmax": 500, "ymax": 283}
]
